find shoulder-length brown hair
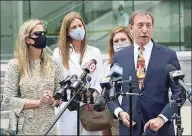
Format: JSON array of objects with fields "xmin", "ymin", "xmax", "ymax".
[
  {"xmin": 58, "ymin": 12, "xmax": 87, "ymax": 69},
  {"xmin": 108, "ymin": 26, "xmax": 133, "ymax": 64}
]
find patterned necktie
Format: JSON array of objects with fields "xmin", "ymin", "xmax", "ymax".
[{"xmin": 136, "ymin": 46, "xmax": 146, "ymax": 89}]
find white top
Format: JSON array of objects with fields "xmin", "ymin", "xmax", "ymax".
[
  {"xmin": 52, "ymin": 44, "xmax": 104, "ymax": 135},
  {"xmin": 103, "ymin": 60, "xmax": 111, "ymax": 77},
  {"xmin": 53, "ymin": 45, "xmax": 104, "ymax": 95}
]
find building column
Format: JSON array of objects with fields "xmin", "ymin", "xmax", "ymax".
[{"xmin": 12, "ymin": 1, "xmax": 24, "ymax": 44}]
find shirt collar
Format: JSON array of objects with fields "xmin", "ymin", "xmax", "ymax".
[
  {"xmin": 69, "ymin": 43, "xmax": 82, "ymax": 54},
  {"xmin": 70, "ymin": 43, "xmax": 75, "ymax": 52},
  {"xmin": 134, "ymin": 40, "xmax": 153, "ymax": 51}
]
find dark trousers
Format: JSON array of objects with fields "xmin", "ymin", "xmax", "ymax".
[{"xmin": 140, "ymin": 121, "xmax": 144, "ymax": 135}]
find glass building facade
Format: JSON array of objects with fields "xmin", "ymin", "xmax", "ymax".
[{"xmin": 1, "ymin": 0, "xmax": 191, "ymax": 60}]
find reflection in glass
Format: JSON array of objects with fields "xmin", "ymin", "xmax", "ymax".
[{"xmin": 0, "ymin": 0, "xmax": 191, "ymax": 60}]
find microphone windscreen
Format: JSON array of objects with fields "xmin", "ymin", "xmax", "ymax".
[
  {"xmin": 109, "ymin": 63, "xmax": 123, "ymax": 77},
  {"xmin": 86, "ymin": 76, "xmax": 92, "ymax": 82},
  {"xmin": 91, "ymin": 59, "xmax": 97, "ymax": 65},
  {"xmin": 83, "ymin": 59, "xmax": 97, "ymax": 73}
]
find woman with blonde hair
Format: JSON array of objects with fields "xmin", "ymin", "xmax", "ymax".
[
  {"xmin": 103, "ymin": 26, "xmax": 133, "ymax": 135},
  {"xmin": 3, "ymin": 19, "xmax": 63, "ymax": 135},
  {"xmin": 53, "ymin": 12, "xmax": 104, "ymax": 135}
]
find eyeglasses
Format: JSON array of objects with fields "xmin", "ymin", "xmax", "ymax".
[{"xmin": 31, "ymin": 31, "xmax": 46, "ymax": 37}]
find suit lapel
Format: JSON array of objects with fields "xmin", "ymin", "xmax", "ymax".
[
  {"xmin": 144, "ymin": 43, "xmax": 161, "ymax": 84},
  {"xmin": 125, "ymin": 46, "xmax": 137, "ymax": 79}
]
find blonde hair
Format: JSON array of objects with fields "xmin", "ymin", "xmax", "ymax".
[
  {"xmin": 108, "ymin": 26, "xmax": 133, "ymax": 64},
  {"xmin": 58, "ymin": 12, "xmax": 87, "ymax": 69},
  {"xmin": 14, "ymin": 19, "xmax": 54, "ymax": 78}
]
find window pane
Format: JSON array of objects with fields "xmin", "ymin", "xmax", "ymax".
[
  {"xmin": 86, "ymin": 1, "xmax": 132, "ymax": 53},
  {"xmin": 181, "ymin": 0, "xmax": 191, "ymax": 51},
  {"xmin": 134, "ymin": 1, "xmax": 180, "ymax": 51}
]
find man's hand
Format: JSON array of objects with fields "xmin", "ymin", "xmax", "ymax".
[
  {"xmin": 40, "ymin": 90, "xmax": 54, "ymax": 105},
  {"xmin": 119, "ymin": 111, "xmax": 136, "ymax": 128},
  {"xmin": 144, "ymin": 116, "xmax": 165, "ymax": 132}
]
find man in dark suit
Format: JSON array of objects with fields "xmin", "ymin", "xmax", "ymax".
[{"xmin": 107, "ymin": 10, "xmax": 181, "ymax": 135}]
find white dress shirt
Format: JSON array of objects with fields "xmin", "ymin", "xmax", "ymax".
[
  {"xmin": 134, "ymin": 40, "xmax": 153, "ymax": 70},
  {"xmin": 114, "ymin": 40, "xmax": 168, "ymax": 123}
]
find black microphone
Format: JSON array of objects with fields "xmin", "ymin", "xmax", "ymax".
[
  {"xmin": 68, "ymin": 60, "xmax": 97, "ymax": 111},
  {"xmin": 108, "ymin": 63, "xmax": 123, "ymax": 100},
  {"xmin": 94, "ymin": 77, "xmax": 112, "ymax": 112},
  {"xmin": 93, "ymin": 63, "xmax": 123, "ymax": 112},
  {"xmin": 165, "ymin": 64, "xmax": 192, "ymax": 103},
  {"xmin": 69, "ymin": 59, "xmax": 97, "ymax": 91},
  {"xmin": 81, "ymin": 76, "xmax": 95, "ymax": 104},
  {"xmin": 109, "ymin": 63, "xmax": 123, "ymax": 78},
  {"xmin": 109, "ymin": 82, "xmax": 116, "ymax": 101},
  {"xmin": 53, "ymin": 75, "xmax": 78, "ymax": 100}
]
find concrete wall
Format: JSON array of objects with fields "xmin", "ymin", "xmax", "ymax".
[{"xmin": 177, "ymin": 52, "xmax": 191, "ymax": 84}]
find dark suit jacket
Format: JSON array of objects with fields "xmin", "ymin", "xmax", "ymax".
[{"xmin": 107, "ymin": 41, "xmax": 181, "ymax": 136}]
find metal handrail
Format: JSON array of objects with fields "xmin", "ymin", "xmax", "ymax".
[
  {"xmin": 47, "ymin": 1, "xmax": 88, "ymax": 23},
  {"xmin": 46, "ymin": 46, "xmax": 54, "ymax": 55},
  {"xmin": 41, "ymin": 1, "xmax": 73, "ymax": 20}
]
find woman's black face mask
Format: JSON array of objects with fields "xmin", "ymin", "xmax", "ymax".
[{"xmin": 28, "ymin": 31, "xmax": 47, "ymax": 49}]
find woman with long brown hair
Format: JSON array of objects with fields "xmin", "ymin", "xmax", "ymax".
[{"xmin": 53, "ymin": 12, "xmax": 104, "ymax": 135}]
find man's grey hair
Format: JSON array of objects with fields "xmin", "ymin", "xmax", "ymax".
[{"xmin": 129, "ymin": 10, "xmax": 154, "ymax": 25}]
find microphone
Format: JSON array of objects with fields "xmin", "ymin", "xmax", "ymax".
[
  {"xmin": 53, "ymin": 75, "xmax": 78, "ymax": 100},
  {"xmin": 94, "ymin": 77, "xmax": 112, "ymax": 112},
  {"xmin": 86, "ymin": 76, "xmax": 96, "ymax": 104},
  {"xmin": 109, "ymin": 63, "xmax": 123, "ymax": 78},
  {"xmin": 81, "ymin": 76, "xmax": 95, "ymax": 104},
  {"xmin": 69, "ymin": 59, "xmax": 97, "ymax": 91},
  {"xmin": 109, "ymin": 82, "xmax": 116, "ymax": 101},
  {"xmin": 108, "ymin": 63, "xmax": 123, "ymax": 100},
  {"xmin": 68, "ymin": 60, "xmax": 97, "ymax": 111},
  {"xmin": 165, "ymin": 64, "xmax": 192, "ymax": 103},
  {"xmin": 93, "ymin": 63, "xmax": 123, "ymax": 112}
]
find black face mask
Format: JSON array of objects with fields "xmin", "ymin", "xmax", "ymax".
[{"xmin": 29, "ymin": 35, "xmax": 47, "ymax": 49}]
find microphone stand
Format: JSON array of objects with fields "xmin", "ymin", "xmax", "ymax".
[
  {"xmin": 171, "ymin": 89, "xmax": 186, "ymax": 136},
  {"xmin": 77, "ymin": 101, "xmax": 80, "ymax": 136},
  {"xmin": 44, "ymin": 86, "xmax": 84, "ymax": 136},
  {"xmin": 175, "ymin": 98, "xmax": 183, "ymax": 136},
  {"xmin": 129, "ymin": 79, "xmax": 133, "ymax": 136},
  {"xmin": 118, "ymin": 76, "xmax": 142, "ymax": 136}
]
